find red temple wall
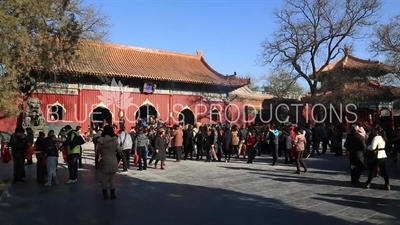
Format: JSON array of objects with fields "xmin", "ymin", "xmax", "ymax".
[
  {"xmin": 77, "ymin": 90, "xmax": 170, "ymax": 129},
  {"xmin": 30, "ymin": 93, "xmax": 78, "ymax": 123},
  {"xmin": 229, "ymin": 101, "xmax": 260, "ymax": 125},
  {"xmin": 0, "ymin": 91, "xmax": 275, "ymax": 132},
  {"xmin": 0, "ymin": 90, "xmax": 321, "ymax": 132},
  {"xmin": 73, "ymin": 90, "xmax": 256, "ymax": 128}
]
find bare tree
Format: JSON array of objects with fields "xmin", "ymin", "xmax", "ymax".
[
  {"xmin": 377, "ymin": 74, "xmax": 400, "ymax": 86},
  {"xmin": 241, "ymin": 72, "xmax": 261, "ymax": 92},
  {"xmin": 260, "ymin": 0, "xmax": 381, "ymax": 96},
  {"xmin": 263, "ymin": 69, "xmax": 304, "ymax": 98},
  {"xmin": 370, "ymin": 14, "xmax": 400, "ymax": 75},
  {"xmin": 0, "ymin": 0, "xmax": 110, "ymax": 116}
]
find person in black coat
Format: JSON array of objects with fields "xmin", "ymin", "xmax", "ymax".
[
  {"xmin": 153, "ymin": 129, "xmax": 167, "ymax": 170},
  {"xmin": 183, "ymin": 125, "xmax": 194, "ymax": 160},
  {"xmin": 365, "ymin": 126, "xmax": 376, "ymax": 172},
  {"xmin": 10, "ymin": 126, "xmax": 29, "ymax": 183},
  {"xmin": 195, "ymin": 126, "xmax": 206, "ymax": 160},
  {"xmin": 205, "ymin": 127, "xmax": 215, "ymax": 162},
  {"xmin": 392, "ymin": 129, "xmax": 400, "ymax": 162},
  {"xmin": 303, "ymin": 124, "xmax": 313, "ymax": 157},
  {"xmin": 25, "ymin": 128, "xmax": 34, "ymax": 165},
  {"xmin": 281, "ymin": 126, "xmax": 293, "ymax": 164},
  {"xmin": 34, "ymin": 132, "xmax": 47, "ymax": 183},
  {"xmin": 344, "ymin": 124, "xmax": 366, "ymax": 184},
  {"xmin": 222, "ymin": 126, "xmax": 232, "ymax": 162}
]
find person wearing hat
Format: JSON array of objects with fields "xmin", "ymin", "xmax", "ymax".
[{"xmin": 9, "ymin": 126, "xmax": 29, "ymax": 183}]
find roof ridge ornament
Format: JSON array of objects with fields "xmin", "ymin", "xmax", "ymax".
[
  {"xmin": 196, "ymin": 50, "xmax": 203, "ymax": 57},
  {"xmin": 344, "ymin": 47, "xmax": 351, "ymax": 56}
]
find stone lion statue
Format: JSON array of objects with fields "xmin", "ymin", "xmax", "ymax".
[{"xmin": 23, "ymin": 97, "xmax": 45, "ymax": 127}]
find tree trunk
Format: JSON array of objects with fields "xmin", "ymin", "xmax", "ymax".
[{"xmin": 309, "ymin": 86, "xmax": 317, "ymax": 97}]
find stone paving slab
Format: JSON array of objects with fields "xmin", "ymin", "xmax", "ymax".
[{"xmin": 0, "ymin": 144, "xmax": 399, "ymax": 225}]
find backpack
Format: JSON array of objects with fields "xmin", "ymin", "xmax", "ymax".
[
  {"xmin": 268, "ymin": 131, "xmax": 278, "ymax": 145},
  {"xmin": 264, "ymin": 131, "xmax": 270, "ymax": 144},
  {"xmin": 305, "ymin": 129, "xmax": 313, "ymax": 142},
  {"xmin": 119, "ymin": 132, "xmax": 128, "ymax": 148},
  {"xmin": 68, "ymin": 131, "xmax": 85, "ymax": 150},
  {"xmin": 279, "ymin": 132, "xmax": 285, "ymax": 142},
  {"xmin": 44, "ymin": 138, "xmax": 58, "ymax": 155}
]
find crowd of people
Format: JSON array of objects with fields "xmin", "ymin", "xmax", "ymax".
[
  {"xmin": 7, "ymin": 125, "xmax": 85, "ymax": 186},
  {"xmin": 4, "ymin": 120, "xmax": 397, "ymax": 200}
]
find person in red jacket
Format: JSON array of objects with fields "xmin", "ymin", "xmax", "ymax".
[{"xmin": 246, "ymin": 132, "xmax": 258, "ymax": 164}]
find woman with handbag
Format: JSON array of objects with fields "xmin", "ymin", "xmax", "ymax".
[
  {"xmin": 365, "ymin": 125, "xmax": 390, "ymax": 191},
  {"xmin": 97, "ymin": 125, "xmax": 122, "ymax": 200},
  {"xmin": 293, "ymin": 127, "xmax": 308, "ymax": 174}
]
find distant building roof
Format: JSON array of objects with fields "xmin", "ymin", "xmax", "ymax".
[
  {"xmin": 310, "ymin": 47, "xmax": 395, "ymax": 80},
  {"xmin": 231, "ymin": 86, "xmax": 274, "ymax": 102}
]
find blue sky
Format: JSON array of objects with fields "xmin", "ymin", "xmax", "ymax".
[{"xmin": 86, "ymin": 0, "xmax": 400, "ymax": 89}]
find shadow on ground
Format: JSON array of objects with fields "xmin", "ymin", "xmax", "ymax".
[
  {"xmin": 313, "ymin": 194, "xmax": 400, "ymax": 224},
  {"xmin": 220, "ymin": 165, "xmax": 400, "ymax": 192},
  {"xmin": 0, "ymin": 153, "xmax": 398, "ymax": 225},
  {"xmin": 218, "ymin": 165, "xmax": 347, "ymax": 175},
  {"xmin": 226, "ymin": 152, "xmax": 355, "ymax": 173}
]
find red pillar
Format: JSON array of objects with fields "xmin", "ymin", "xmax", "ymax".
[
  {"xmin": 377, "ymin": 107, "xmax": 381, "ymax": 124},
  {"xmin": 77, "ymin": 89, "xmax": 81, "ymax": 127},
  {"xmin": 344, "ymin": 106, "xmax": 349, "ymax": 131},
  {"xmin": 390, "ymin": 108, "xmax": 395, "ymax": 130}
]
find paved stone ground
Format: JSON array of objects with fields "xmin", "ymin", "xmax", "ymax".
[{"xmin": 0, "ymin": 143, "xmax": 399, "ymax": 225}]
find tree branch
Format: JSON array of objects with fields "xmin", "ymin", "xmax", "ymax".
[{"xmin": 260, "ymin": 0, "xmax": 381, "ymax": 96}]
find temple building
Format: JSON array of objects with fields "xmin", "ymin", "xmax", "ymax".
[
  {"xmin": 0, "ymin": 41, "xmax": 277, "ymax": 132},
  {"xmin": 306, "ymin": 47, "xmax": 399, "ymax": 129}
]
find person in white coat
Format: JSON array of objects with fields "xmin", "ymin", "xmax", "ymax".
[{"xmin": 365, "ymin": 125, "xmax": 390, "ymax": 191}]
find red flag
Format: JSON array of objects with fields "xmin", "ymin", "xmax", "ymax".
[
  {"xmin": 25, "ymin": 145, "xmax": 35, "ymax": 160},
  {"xmin": 61, "ymin": 146, "xmax": 68, "ymax": 162},
  {"xmin": 2, "ymin": 145, "xmax": 11, "ymax": 163},
  {"xmin": 133, "ymin": 153, "xmax": 139, "ymax": 165}
]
